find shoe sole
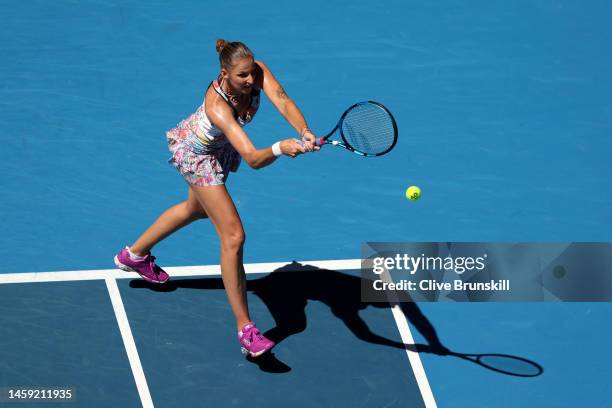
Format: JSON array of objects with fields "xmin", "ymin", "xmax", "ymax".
[
  {"xmin": 113, "ymin": 255, "xmax": 169, "ymax": 284},
  {"xmin": 241, "ymin": 344, "xmax": 274, "ymax": 358}
]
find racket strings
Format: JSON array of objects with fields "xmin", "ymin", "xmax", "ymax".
[{"xmin": 341, "ymin": 103, "xmax": 396, "ymax": 155}]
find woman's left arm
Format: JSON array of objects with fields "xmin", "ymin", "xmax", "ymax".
[{"xmin": 255, "ymin": 60, "xmax": 319, "ymax": 151}]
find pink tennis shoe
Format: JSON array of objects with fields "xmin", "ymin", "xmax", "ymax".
[
  {"xmin": 238, "ymin": 322, "xmax": 275, "ymax": 357},
  {"xmin": 114, "ymin": 247, "xmax": 170, "ymax": 284}
]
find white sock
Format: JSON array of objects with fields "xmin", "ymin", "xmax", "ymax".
[{"xmin": 126, "ymin": 246, "xmax": 146, "ymax": 260}]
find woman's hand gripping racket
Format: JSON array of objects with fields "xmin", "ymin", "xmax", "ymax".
[{"xmin": 315, "ymin": 101, "xmax": 398, "ymax": 157}]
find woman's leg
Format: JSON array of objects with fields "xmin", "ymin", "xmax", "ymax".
[
  {"xmin": 189, "ymin": 184, "xmax": 251, "ymax": 331},
  {"xmin": 130, "ymin": 187, "xmax": 208, "ymax": 256}
]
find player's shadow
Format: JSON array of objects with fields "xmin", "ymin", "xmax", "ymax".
[{"xmin": 129, "ymin": 261, "xmax": 543, "ymax": 376}]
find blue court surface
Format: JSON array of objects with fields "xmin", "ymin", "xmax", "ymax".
[{"xmin": 1, "ymin": 1, "xmax": 611, "ymax": 407}]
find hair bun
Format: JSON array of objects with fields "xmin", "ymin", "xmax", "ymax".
[{"xmin": 216, "ymin": 39, "xmax": 228, "ymax": 54}]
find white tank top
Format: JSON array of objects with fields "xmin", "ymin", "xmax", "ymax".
[{"xmin": 171, "ymin": 76, "xmax": 261, "ymax": 154}]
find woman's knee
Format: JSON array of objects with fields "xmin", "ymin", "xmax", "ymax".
[{"xmin": 221, "ymin": 227, "xmax": 246, "ymax": 251}]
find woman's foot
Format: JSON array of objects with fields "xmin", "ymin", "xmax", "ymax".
[
  {"xmin": 114, "ymin": 246, "xmax": 170, "ymax": 284},
  {"xmin": 238, "ymin": 322, "xmax": 275, "ymax": 357}
]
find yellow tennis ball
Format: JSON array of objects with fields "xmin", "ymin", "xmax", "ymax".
[{"xmin": 406, "ymin": 186, "xmax": 421, "ymax": 201}]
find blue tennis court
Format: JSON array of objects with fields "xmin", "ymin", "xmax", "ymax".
[{"xmin": 1, "ymin": 1, "xmax": 611, "ymax": 407}]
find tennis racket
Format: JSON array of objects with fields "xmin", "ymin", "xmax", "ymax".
[{"xmin": 315, "ymin": 101, "xmax": 398, "ymax": 157}]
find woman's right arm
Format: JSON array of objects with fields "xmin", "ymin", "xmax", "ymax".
[{"xmin": 208, "ymin": 102, "xmax": 306, "ymax": 169}]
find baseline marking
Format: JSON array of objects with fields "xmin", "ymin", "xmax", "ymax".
[{"xmin": 0, "ymin": 259, "xmax": 362, "ymax": 284}]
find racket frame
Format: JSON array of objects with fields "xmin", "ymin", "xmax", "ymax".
[{"xmin": 316, "ymin": 100, "xmax": 398, "ymax": 157}]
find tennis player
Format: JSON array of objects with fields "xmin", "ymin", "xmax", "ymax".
[{"xmin": 114, "ymin": 39, "xmax": 319, "ymax": 357}]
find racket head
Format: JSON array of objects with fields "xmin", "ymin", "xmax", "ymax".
[{"xmin": 337, "ymin": 101, "xmax": 398, "ymax": 156}]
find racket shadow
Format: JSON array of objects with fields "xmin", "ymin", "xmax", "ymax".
[
  {"xmin": 406, "ymin": 344, "xmax": 544, "ymax": 377},
  {"xmin": 129, "ymin": 261, "xmax": 543, "ymax": 377}
]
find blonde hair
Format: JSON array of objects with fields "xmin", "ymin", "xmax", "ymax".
[{"xmin": 215, "ymin": 39, "xmax": 254, "ymax": 70}]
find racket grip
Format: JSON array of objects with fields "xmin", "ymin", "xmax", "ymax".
[{"xmin": 315, "ymin": 137, "xmax": 325, "ymax": 146}]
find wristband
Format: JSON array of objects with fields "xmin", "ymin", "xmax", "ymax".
[{"xmin": 271, "ymin": 141, "xmax": 282, "ymax": 157}]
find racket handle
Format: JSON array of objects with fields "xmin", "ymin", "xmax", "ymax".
[
  {"xmin": 299, "ymin": 138, "xmax": 325, "ymax": 148},
  {"xmin": 299, "ymin": 138, "xmax": 325, "ymax": 147}
]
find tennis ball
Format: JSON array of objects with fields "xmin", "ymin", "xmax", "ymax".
[{"xmin": 406, "ymin": 186, "xmax": 421, "ymax": 201}]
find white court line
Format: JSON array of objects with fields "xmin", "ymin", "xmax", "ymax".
[
  {"xmin": 105, "ymin": 277, "xmax": 154, "ymax": 408},
  {"xmin": 0, "ymin": 259, "xmax": 362, "ymax": 284},
  {"xmin": 380, "ymin": 266, "xmax": 437, "ymax": 408}
]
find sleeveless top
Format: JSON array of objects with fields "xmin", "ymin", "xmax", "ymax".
[{"xmin": 172, "ymin": 76, "xmax": 261, "ymax": 155}]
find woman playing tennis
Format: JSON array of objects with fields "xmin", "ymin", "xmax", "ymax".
[{"xmin": 114, "ymin": 39, "xmax": 319, "ymax": 358}]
